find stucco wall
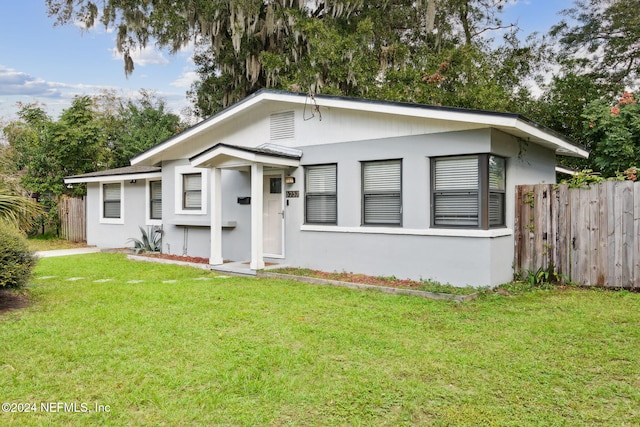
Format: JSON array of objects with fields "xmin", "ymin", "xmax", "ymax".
[
  {"xmin": 84, "ymin": 125, "xmax": 558, "ymax": 287},
  {"xmin": 274, "ymin": 128, "xmax": 555, "ymax": 286},
  {"xmin": 85, "ymin": 180, "xmax": 149, "ymax": 248}
]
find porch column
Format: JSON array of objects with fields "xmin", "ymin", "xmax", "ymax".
[
  {"xmin": 209, "ymin": 167, "xmax": 223, "ymax": 265},
  {"xmin": 250, "ymin": 163, "xmax": 265, "ymax": 270}
]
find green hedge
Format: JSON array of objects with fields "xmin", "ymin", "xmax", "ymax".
[{"xmin": 0, "ymin": 222, "xmax": 37, "ymax": 288}]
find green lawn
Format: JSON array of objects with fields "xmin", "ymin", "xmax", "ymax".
[
  {"xmin": 1, "ymin": 253, "xmax": 639, "ymax": 426},
  {"xmin": 27, "ymin": 235, "xmax": 89, "ymax": 252}
]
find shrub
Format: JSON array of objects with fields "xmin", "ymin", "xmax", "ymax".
[
  {"xmin": 127, "ymin": 226, "xmax": 163, "ymax": 254},
  {"xmin": 0, "ymin": 221, "xmax": 38, "ymax": 288}
]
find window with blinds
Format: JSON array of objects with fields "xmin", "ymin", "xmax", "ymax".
[
  {"xmin": 305, "ymin": 164, "xmax": 337, "ymax": 224},
  {"xmin": 433, "ymin": 156, "xmax": 479, "ymax": 226},
  {"xmin": 488, "ymin": 156, "xmax": 506, "ymax": 227},
  {"xmin": 432, "ymin": 155, "xmax": 506, "ymax": 228},
  {"xmin": 103, "ymin": 183, "xmax": 121, "ymax": 219},
  {"xmin": 362, "ymin": 159, "xmax": 402, "ymax": 225},
  {"xmin": 183, "ymin": 173, "xmax": 202, "ymax": 210},
  {"xmin": 150, "ymin": 180, "xmax": 162, "ymax": 220}
]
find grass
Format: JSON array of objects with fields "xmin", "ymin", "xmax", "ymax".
[
  {"xmin": 270, "ymin": 267, "xmax": 480, "ymax": 295},
  {"xmin": 27, "ymin": 234, "xmax": 88, "ymax": 252},
  {"xmin": 1, "ymin": 253, "xmax": 639, "ymax": 426}
]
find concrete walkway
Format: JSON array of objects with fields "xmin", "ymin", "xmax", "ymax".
[{"xmin": 35, "ymin": 247, "xmax": 103, "ymax": 258}]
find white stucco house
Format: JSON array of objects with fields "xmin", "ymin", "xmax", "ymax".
[{"xmin": 65, "ymin": 90, "xmax": 588, "ymax": 287}]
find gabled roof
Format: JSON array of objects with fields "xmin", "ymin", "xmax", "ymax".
[
  {"xmin": 64, "ymin": 165, "xmax": 161, "ymax": 184},
  {"xmin": 131, "ymin": 89, "xmax": 589, "ymax": 166},
  {"xmin": 190, "ymin": 143, "xmax": 302, "ymax": 169}
]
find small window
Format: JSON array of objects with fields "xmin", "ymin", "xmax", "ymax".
[
  {"xmin": 183, "ymin": 173, "xmax": 202, "ymax": 210},
  {"xmin": 149, "ymin": 180, "xmax": 162, "ymax": 220},
  {"xmin": 305, "ymin": 164, "xmax": 337, "ymax": 224},
  {"xmin": 270, "ymin": 177, "xmax": 282, "ymax": 194},
  {"xmin": 362, "ymin": 159, "xmax": 402, "ymax": 226},
  {"xmin": 103, "ymin": 183, "xmax": 121, "ymax": 219},
  {"xmin": 432, "ymin": 154, "xmax": 506, "ymax": 229}
]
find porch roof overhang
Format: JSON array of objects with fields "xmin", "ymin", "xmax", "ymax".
[{"xmin": 190, "ymin": 143, "xmax": 302, "ymax": 169}]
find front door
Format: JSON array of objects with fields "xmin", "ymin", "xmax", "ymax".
[{"xmin": 263, "ymin": 174, "xmax": 284, "ymax": 257}]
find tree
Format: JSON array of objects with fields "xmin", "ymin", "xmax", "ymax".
[
  {"xmin": 5, "ymin": 97, "xmax": 106, "ymax": 198},
  {"xmin": 47, "ymin": 0, "xmax": 522, "ymax": 116},
  {"xmin": 107, "ymin": 90, "xmax": 183, "ymax": 168},
  {"xmin": 583, "ymin": 91, "xmax": 640, "ymax": 176},
  {"xmin": 551, "ymin": 0, "xmax": 640, "ymax": 86},
  {"xmin": 523, "ymin": 70, "xmax": 610, "ymax": 172}
]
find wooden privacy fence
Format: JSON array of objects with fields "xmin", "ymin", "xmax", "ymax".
[
  {"xmin": 514, "ymin": 181, "xmax": 640, "ymax": 288},
  {"xmin": 59, "ymin": 196, "xmax": 86, "ymax": 242}
]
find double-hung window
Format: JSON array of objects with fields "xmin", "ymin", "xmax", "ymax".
[
  {"xmin": 149, "ymin": 180, "xmax": 162, "ymax": 220},
  {"xmin": 183, "ymin": 173, "xmax": 202, "ymax": 210},
  {"xmin": 175, "ymin": 166, "xmax": 207, "ymax": 215},
  {"xmin": 305, "ymin": 164, "xmax": 337, "ymax": 224},
  {"xmin": 103, "ymin": 183, "xmax": 122, "ymax": 219},
  {"xmin": 362, "ymin": 159, "xmax": 402, "ymax": 226},
  {"xmin": 432, "ymin": 154, "xmax": 505, "ymax": 229}
]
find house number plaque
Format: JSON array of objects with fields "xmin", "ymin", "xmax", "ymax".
[{"xmin": 286, "ymin": 191, "xmax": 299, "ymax": 198}]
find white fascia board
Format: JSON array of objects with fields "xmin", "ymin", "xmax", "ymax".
[
  {"xmin": 133, "ymin": 89, "xmax": 587, "ymax": 165},
  {"xmin": 191, "ymin": 145, "xmax": 300, "ymax": 168},
  {"xmin": 131, "ymin": 94, "xmax": 272, "ymax": 166},
  {"xmin": 64, "ymin": 172, "xmax": 162, "ymax": 184},
  {"xmin": 515, "ymin": 120, "xmax": 589, "ymax": 158},
  {"xmin": 316, "ymin": 97, "xmax": 588, "ymax": 156}
]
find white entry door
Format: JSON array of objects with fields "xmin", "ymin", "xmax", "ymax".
[{"xmin": 263, "ymin": 174, "xmax": 284, "ymax": 257}]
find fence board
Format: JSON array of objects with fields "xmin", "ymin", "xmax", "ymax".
[
  {"xmin": 634, "ymin": 184, "xmax": 640, "ymax": 288},
  {"xmin": 588, "ymin": 185, "xmax": 600, "ymax": 286},
  {"xmin": 514, "ymin": 181, "xmax": 640, "ymax": 288},
  {"xmin": 58, "ymin": 196, "xmax": 86, "ymax": 242},
  {"xmin": 621, "ymin": 182, "xmax": 634, "ymax": 287}
]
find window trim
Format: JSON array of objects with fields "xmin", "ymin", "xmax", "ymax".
[
  {"xmin": 99, "ymin": 181, "xmax": 124, "ymax": 224},
  {"xmin": 174, "ymin": 166, "xmax": 208, "ymax": 215},
  {"xmin": 361, "ymin": 159, "xmax": 403, "ymax": 227},
  {"xmin": 304, "ymin": 163, "xmax": 338, "ymax": 225},
  {"xmin": 431, "ymin": 154, "xmax": 506, "ymax": 230},
  {"xmin": 146, "ymin": 179, "xmax": 162, "ymax": 225}
]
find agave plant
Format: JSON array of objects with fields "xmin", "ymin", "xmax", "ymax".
[{"xmin": 127, "ymin": 226, "xmax": 163, "ymax": 254}]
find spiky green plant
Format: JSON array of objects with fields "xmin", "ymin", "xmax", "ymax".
[
  {"xmin": 0, "ymin": 186, "xmax": 43, "ymax": 232},
  {"xmin": 127, "ymin": 226, "xmax": 163, "ymax": 253}
]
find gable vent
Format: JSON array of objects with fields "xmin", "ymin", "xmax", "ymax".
[{"xmin": 270, "ymin": 111, "xmax": 295, "ymax": 140}]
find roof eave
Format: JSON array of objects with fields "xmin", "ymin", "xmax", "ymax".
[{"xmin": 64, "ymin": 171, "xmax": 162, "ymax": 184}]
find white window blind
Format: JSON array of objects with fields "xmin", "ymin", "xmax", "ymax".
[
  {"xmin": 489, "ymin": 156, "xmax": 505, "ymax": 226},
  {"xmin": 103, "ymin": 183, "xmax": 121, "ymax": 219},
  {"xmin": 183, "ymin": 173, "xmax": 202, "ymax": 209},
  {"xmin": 433, "ymin": 157, "xmax": 479, "ymax": 226},
  {"xmin": 363, "ymin": 160, "xmax": 402, "ymax": 225},
  {"xmin": 434, "ymin": 157, "xmax": 479, "ymax": 191},
  {"xmin": 150, "ymin": 181, "xmax": 162, "ymax": 220},
  {"xmin": 305, "ymin": 164, "xmax": 337, "ymax": 224},
  {"xmin": 433, "ymin": 155, "xmax": 506, "ymax": 228}
]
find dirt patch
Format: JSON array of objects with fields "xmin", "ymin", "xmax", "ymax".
[{"xmin": 0, "ymin": 289, "xmax": 30, "ymax": 315}]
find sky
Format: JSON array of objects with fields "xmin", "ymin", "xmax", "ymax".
[{"xmin": 0, "ymin": 0, "xmax": 575, "ymax": 123}]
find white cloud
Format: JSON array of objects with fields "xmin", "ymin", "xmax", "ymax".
[
  {"xmin": 111, "ymin": 45, "xmax": 170, "ymax": 67},
  {"xmin": 0, "ymin": 65, "xmax": 118, "ymax": 119},
  {"xmin": 0, "ymin": 65, "xmax": 63, "ymax": 97},
  {"xmin": 170, "ymin": 70, "xmax": 198, "ymax": 88}
]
